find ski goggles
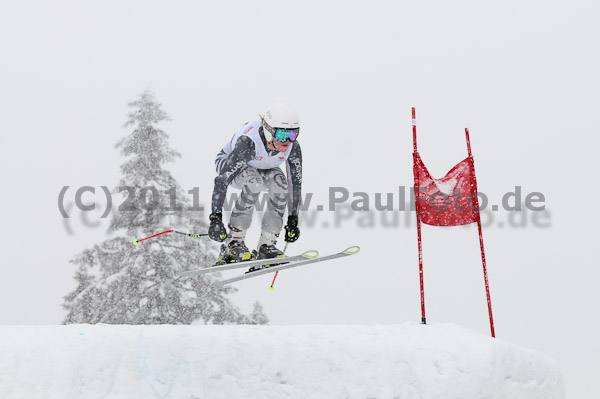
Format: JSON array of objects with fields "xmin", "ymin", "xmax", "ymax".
[
  {"xmin": 264, "ymin": 123, "xmax": 300, "ymax": 142},
  {"xmin": 274, "ymin": 128, "xmax": 299, "ymax": 142}
]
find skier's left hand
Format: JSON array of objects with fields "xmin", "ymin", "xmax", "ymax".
[{"xmin": 284, "ymin": 215, "xmax": 300, "ymax": 242}]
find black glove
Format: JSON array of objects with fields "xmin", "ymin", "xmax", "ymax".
[
  {"xmin": 208, "ymin": 212, "xmax": 228, "ymax": 242},
  {"xmin": 284, "ymin": 215, "xmax": 300, "ymax": 242}
]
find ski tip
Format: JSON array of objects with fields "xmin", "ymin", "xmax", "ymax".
[
  {"xmin": 301, "ymin": 250, "xmax": 319, "ymax": 259},
  {"xmin": 133, "ymin": 239, "xmax": 138, "ymax": 246},
  {"xmin": 342, "ymin": 246, "xmax": 360, "ymax": 255}
]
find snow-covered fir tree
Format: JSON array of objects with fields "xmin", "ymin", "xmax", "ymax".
[
  {"xmin": 63, "ymin": 89, "xmax": 268, "ymax": 325},
  {"xmin": 248, "ymin": 302, "xmax": 269, "ymax": 326}
]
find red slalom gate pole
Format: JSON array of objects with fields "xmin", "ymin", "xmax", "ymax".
[
  {"xmin": 412, "ymin": 107, "xmax": 427, "ymax": 324},
  {"xmin": 477, "ymin": 219, "xmax": 495, "ymax": 337},
  {"xmin": 465, "ymin": 128, "xmax": 496, "ymax": 337},
  {"xmin": 417, "ymin": 217, "xmax": 426, "ymax": 324}
]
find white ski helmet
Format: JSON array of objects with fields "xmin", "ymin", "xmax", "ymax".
[{"xmin": 261, "ymin": 103, "xmax": 300, "ymax": 142}]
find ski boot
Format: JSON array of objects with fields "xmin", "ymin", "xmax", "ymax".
[
  {"xmin": 215, "ymin": 239, "xmax": 254, "ymax": 266},
  {"xmin": 245, "ymin": 243, "xmax": 285, "ymax": 273},
  {"xmin": 257, "ymin": 243, "xmax": 285, "ymax": 260},
  {"xmin": 245, "ymin": 232, "xmax": 288, "ymax": 273},
  {"xmin": 255, "ymin": 244, "xmax": 289, "ymax": 270}
]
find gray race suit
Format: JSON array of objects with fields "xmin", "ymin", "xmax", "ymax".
[{"xmin": 211, "ymin": 120, "xmax": 302, "ymax": 236}]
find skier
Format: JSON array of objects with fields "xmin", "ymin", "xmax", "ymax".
[{"xmin": 208, "ymin": 103, "xmax": 302, "ymax": 266}]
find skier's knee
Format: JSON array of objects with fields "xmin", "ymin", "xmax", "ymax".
[
  {"xmin": 242, "ymin": 177, "xmax": 263, "ymax": 196},
  {"xmin": 268, "ymin": 173, "xmax": 288, "ymax": 195}
]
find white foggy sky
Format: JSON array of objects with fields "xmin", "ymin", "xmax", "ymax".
[{"xmin": 1, "ymin": 0, "xmax": 599, "ymax": 397}]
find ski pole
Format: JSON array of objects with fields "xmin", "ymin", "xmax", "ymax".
[
  {"xmin": 269, "ymin": 242, "xmax": 288, "ymax": 290},
  {"xmin": 133, "ymin": 230, "xmax": 209, "ymax": 245}
]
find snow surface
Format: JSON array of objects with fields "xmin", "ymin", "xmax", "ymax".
[{"xmin": 0, "ymin": 322, "xmax": 563, "ymax": 399}]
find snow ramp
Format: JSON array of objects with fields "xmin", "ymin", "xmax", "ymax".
[{"xmin": 0, "ymin": 322, "xmax": 564, "ymax": 399}]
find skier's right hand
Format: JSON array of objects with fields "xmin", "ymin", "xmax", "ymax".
[{"xmin": 208, "ymin": 212, "xmax": 228, "ymax": 242}]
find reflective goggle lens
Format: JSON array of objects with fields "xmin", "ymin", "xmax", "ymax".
[{"xmin": 274, "ymin": 128, "xmax": 299, "ymax": 142}]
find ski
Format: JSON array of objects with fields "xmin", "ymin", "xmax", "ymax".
[
  {"xmin": 181, "ymin": 250, "xmax": 319, "ymax": 277},
  {"xmin": 218, "ymin": 246, "xmax": 360, "ymax": 285}
]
